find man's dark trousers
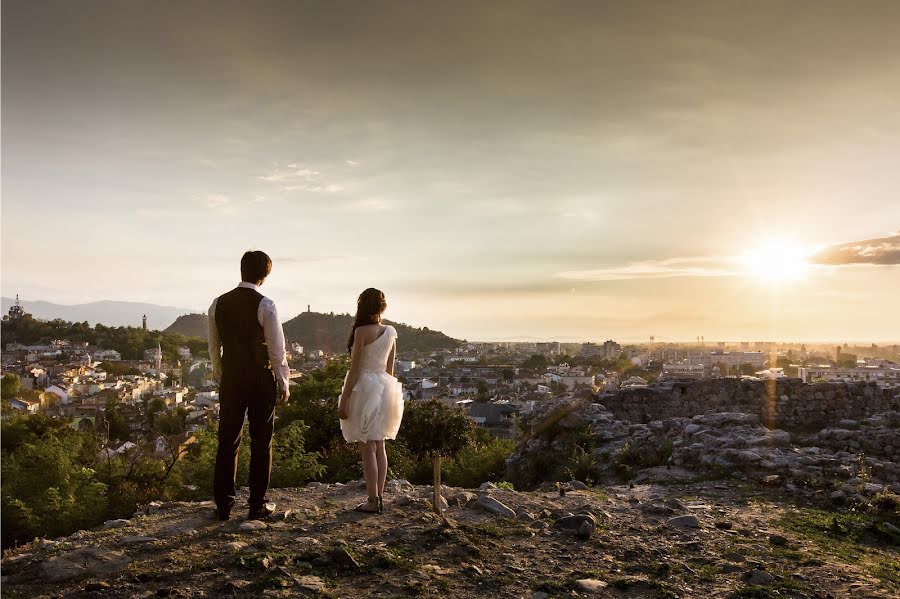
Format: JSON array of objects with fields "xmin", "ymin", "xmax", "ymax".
[
  {"xmin": 212, "ymin": 286, "xmax": 277, "ymax": 513},
  {"xmin": 214, "ymin": 367, "xmax": 276, "ymax": 512}
]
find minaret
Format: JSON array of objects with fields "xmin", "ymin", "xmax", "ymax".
[
  {"xmin": 307, "ymin": 304, "xmax": 311, "ymax": 313},
  {"xmin": 142, "ymin": 314, "xmax": 148, "ymax": 331},
  {"xmin": 156, "ymin": 341, "xmax": 162, "ymax": 372}
]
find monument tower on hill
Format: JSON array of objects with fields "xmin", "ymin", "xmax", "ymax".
[{"xmin": 8, "ymin": 295, "xmax": 26, "ymax": 320}]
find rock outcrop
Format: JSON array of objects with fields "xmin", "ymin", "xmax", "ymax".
[{"xmin": 507, "ymin": 382, "xmax": 900, "ymax": 497}]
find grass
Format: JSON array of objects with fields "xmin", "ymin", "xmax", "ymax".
[
  {"xmin": 460, "ymin": 517, "xmax": 534, "ymax": 539},
  {"xmin": 777, "ymin": 505, "xmax": 900, "ymax": 588},
  {"xmin": 362, "ymin": 546, "xmax": 417, "ymax": 571}
]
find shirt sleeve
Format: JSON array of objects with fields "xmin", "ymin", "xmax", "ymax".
[
  {"xmin": 207, "ymin": 298, "xmax": 222, "ymax": 381},
  {"xmin": 258, "ymin": 297, "xmax": 290, "ymax": 394}
]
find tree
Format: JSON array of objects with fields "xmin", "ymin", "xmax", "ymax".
[
  {"xmin": 522, "ymin": 355, "xmax": 549, "ymax": 371},
  {"xmin": 501, "ymin": 368, "xmax": 515, "ymax": 382},
  {"xmin": 146, "ymin": 398, "xmax": 167, "ymax": 428},
  {"xmin": 154, "ymin": 407, "xmax": 188, "ymax": 436},
  {"xmin": 738, "ymin": 363, "xmax": 757, "ymax": 376},
  {"xmin": 104, "ymin": 398, "xmax": 130, "ymax": 443},
  {"xmin": 270, "ymin": 421, "xmax": 325, "ymax": 487},
  {"xmin": 397, "ymin": 400, "xmax": 475, "ymax": 515},
  {"xmin": 1, "ymin": 373, "xmax": 21, "ymax": 399}
]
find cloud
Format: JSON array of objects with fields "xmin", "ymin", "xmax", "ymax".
[
  {"xmin": 205, "ymin": 194, "xmax": 235, "ymax": 214},
  {"xmin": 558, "ymin": 256, "xmax": 737, "ymax": 281},
  {"xmin": 348, "ymin": 198, "xmax": 390, "ymax": 212},
  {"xmin": 810, "ymin": 233, "xmax": 900, "ymax": 266},
  {"xmin": 258, "ymin": 163, "xmax": 344, "ymax": 193}
]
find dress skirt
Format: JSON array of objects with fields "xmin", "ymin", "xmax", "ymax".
[{"xmin": 340, "ymin": 370, "xmax": 404, "ymax": 442}]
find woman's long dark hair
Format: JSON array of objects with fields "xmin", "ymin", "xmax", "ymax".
[{"xmin": 347, "ymin": 288, "xmax": 387, "ymax": 353}]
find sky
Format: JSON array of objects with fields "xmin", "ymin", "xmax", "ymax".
[{"xmin": 2, "ymin": 0, "xmax": 899, "ymax": 343}]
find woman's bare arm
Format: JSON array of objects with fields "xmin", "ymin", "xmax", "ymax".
[
  {"xmin": 338, "ymin": 329, "xmax": 366, "ymax": 418},
  {"xmin": 386, "ymin": 338, "xmax": 396, "ymax": 376}
]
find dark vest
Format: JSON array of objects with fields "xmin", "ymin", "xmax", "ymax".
[{"xmin": 215, "ymin": 287, "xmax": 271, "ymax": 380}]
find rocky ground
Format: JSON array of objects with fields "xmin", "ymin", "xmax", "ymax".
[
  {"xmin": 3, "ymin": 479, "xmax": 898, "ymax": 598},
  {"xmin": 507, "ymin": 398, "xmax": 900, "ymax": 499}
]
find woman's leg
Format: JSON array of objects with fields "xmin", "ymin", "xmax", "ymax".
[
  {"xmin": 375, "ymin": 440, "xmax": 388, "ymax": 496},
  {"xmin": 361, "ymin": 441, "xmax": 379, "ymax": 498}
]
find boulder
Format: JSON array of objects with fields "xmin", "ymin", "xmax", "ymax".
[
  {"xmin": 472, "ymin": 496, "xmax": 516, "ymax": 518},
  {"xmin": 744, "ymin": 569, "xmax": 777, "ymax": 585},
  {"xmin": 575, "ymin": 579, "xmax": 608, "ymax": 593},
  {"xmin": 239, "ymin": 520, "xmax": 268, "ymax": 531},
  {"xmin": 42, "ymin": 548, "xmax": 132, "ymax": 582},
  {"xmin": 552, "ymin": 514, "xmax": 596, "ymax": 532},
  {"xmin": 666, "ymin": 515, "xmax": 700, "ymax": 529}
]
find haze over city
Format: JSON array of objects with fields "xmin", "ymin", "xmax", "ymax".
[{"xmin": 3, "ymin": 1, "xmax": 899, "ymax": 342}]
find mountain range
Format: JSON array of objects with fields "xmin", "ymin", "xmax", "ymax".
[{"xmin": 0, "ymin": 297, "xmax": 196, "ymax": 330}]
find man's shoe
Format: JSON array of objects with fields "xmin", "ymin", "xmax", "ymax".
[
  {"xmin": 247, "ymin": 502, "xmax": 276, "ymax": 520},
  {"xmin": 213, "ymin": 506, "xmax": 231, "ymax": 521}
]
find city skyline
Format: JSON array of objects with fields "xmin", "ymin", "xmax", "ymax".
[{"xmin": 3, "ymin": 1, "xmax": 900, "ymax": 342}]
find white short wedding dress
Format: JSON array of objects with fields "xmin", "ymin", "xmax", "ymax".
[{"xmin": 340, "ymin": 325, "xmax": 404, "ymax": 443}]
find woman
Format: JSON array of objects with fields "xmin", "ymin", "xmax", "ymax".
[{"xmin": 338, "ymin": 288, "xmax": 404, "ymax": 513}]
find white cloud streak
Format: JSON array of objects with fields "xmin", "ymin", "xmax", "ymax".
[{"xmin": 559, "ymin": 256, "xmax": 738, "ymax": 281}]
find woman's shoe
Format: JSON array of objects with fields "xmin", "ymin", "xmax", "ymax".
[
  {"xmin": 354, "ymin": 496, "xmax": 380, "ymax": 513},
  {"xmin": 378, "ymin": 495, "xmax": 384, "ymax": 514}
]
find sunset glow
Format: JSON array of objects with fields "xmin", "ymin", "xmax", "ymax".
[{"xmin": 739, "ymin": 240, "xmax": 814, "ymax": 284}]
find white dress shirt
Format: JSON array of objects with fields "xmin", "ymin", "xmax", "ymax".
[{"xmin": 208, "ymin": 282, "xmax": 290, "ymax": 395}]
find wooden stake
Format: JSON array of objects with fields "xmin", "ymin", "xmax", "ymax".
[{"xmin": 432, "ymin": 454, "xmax": 442, "ymax": 515}]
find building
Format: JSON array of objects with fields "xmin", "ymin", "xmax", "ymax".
[
  {"xmin": 396, "ymin": 360, "xmax": 416, "ymax": 373},
  {"xmin": 7, "ymin": 295, "xmax": 27, "ymax": 320},
  {"xmin": 93, "ymin": 349, "xmax": 122, "ymax": 362},
  {"xmin": 177, "ymin": 346, "xmax": 192, "ymax": 360},
  {"xmin": 467, "ymin": 402, "xmax": 518, "ymax": 431},
  {"xmin": 143, "ymin": 343, "xmax": 162, "ymax": 371},
  {"xmin": 662, "ymin": 362, "xmax": 705, "ymax": 379},
  {"xmin": 579, "ymin": 340, "xmax": 621, "ymax": 359},
  {"xmin": 798, "ymin": 363, "xmax": 900, "ymax": 388},
  {"xmin": 535, "ymin": 342, "xmax": 561, "ymax": 356},
  {"xmin": 44, "ymin": 384, "xmax": 70, "ymax": 405},
  {"xmin": 708, "ymin": 351, "xmax": 766, "ymax": 369}
]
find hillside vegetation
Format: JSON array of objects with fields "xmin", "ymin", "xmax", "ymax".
[{"xmin": 165, "ymin": 311, "xmax": 462, "ymax": 354}]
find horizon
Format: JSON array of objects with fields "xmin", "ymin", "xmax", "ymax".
[
  {"xmin": 4, "ymin": 293, "xmax": 899, "ymax": 347},
  {"xmin": 3, "ymin": 1, "xmax": 900, "ymax": 343}
]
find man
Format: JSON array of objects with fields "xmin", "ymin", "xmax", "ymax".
[{"xmin": 208, "ymin": 250, "xmax": 290, "ymax": 520}]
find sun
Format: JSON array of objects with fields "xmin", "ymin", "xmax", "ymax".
[{"xmin": 739, "ymin": 239, "xmax": 813, "ymax": 284}]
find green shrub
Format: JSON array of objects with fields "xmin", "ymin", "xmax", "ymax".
[
  {"xmin": 442, "ymin": 430, "xmax": 515, "ymax": 488},
  {"xmin": 870, "ymin": 491, "xmax": 900, "ymax": 515}
]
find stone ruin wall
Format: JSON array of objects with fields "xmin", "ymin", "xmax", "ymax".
[{"xmin": 598, "ymin": 378, "xmax": 900, "ymax": 430}]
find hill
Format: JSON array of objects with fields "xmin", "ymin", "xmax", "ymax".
[
  {"xmin": 3, "ymin": 481, "xmax": 897, "ymax": 597},
  {"xmin": 164, "ymin": 313, "xmax": 208, "ymax": 338},
  {"xmin": 165, "ymin": 311, "xmax": 463, "ymax": 353},
  {"xmin": 0, "ymin": 297, "xmax": 196, "ymax": 330},
  {"xmin": 282, "ymin": 311, "xmax": 462, "ymax": 354}
]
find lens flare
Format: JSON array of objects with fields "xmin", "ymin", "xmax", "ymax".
[{"xmin": 740, "ymin": 239, "xmax": 813, "ymax": 284}]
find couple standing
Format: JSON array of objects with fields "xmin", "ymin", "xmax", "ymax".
[{"xmin": 207, "ymin": 251, "xmax": 403, "ymax": 520}]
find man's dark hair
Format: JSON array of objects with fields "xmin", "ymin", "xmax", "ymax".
[{"xmin": 240, "ymin": 251, "xmax": 272, "ymax": 283}]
